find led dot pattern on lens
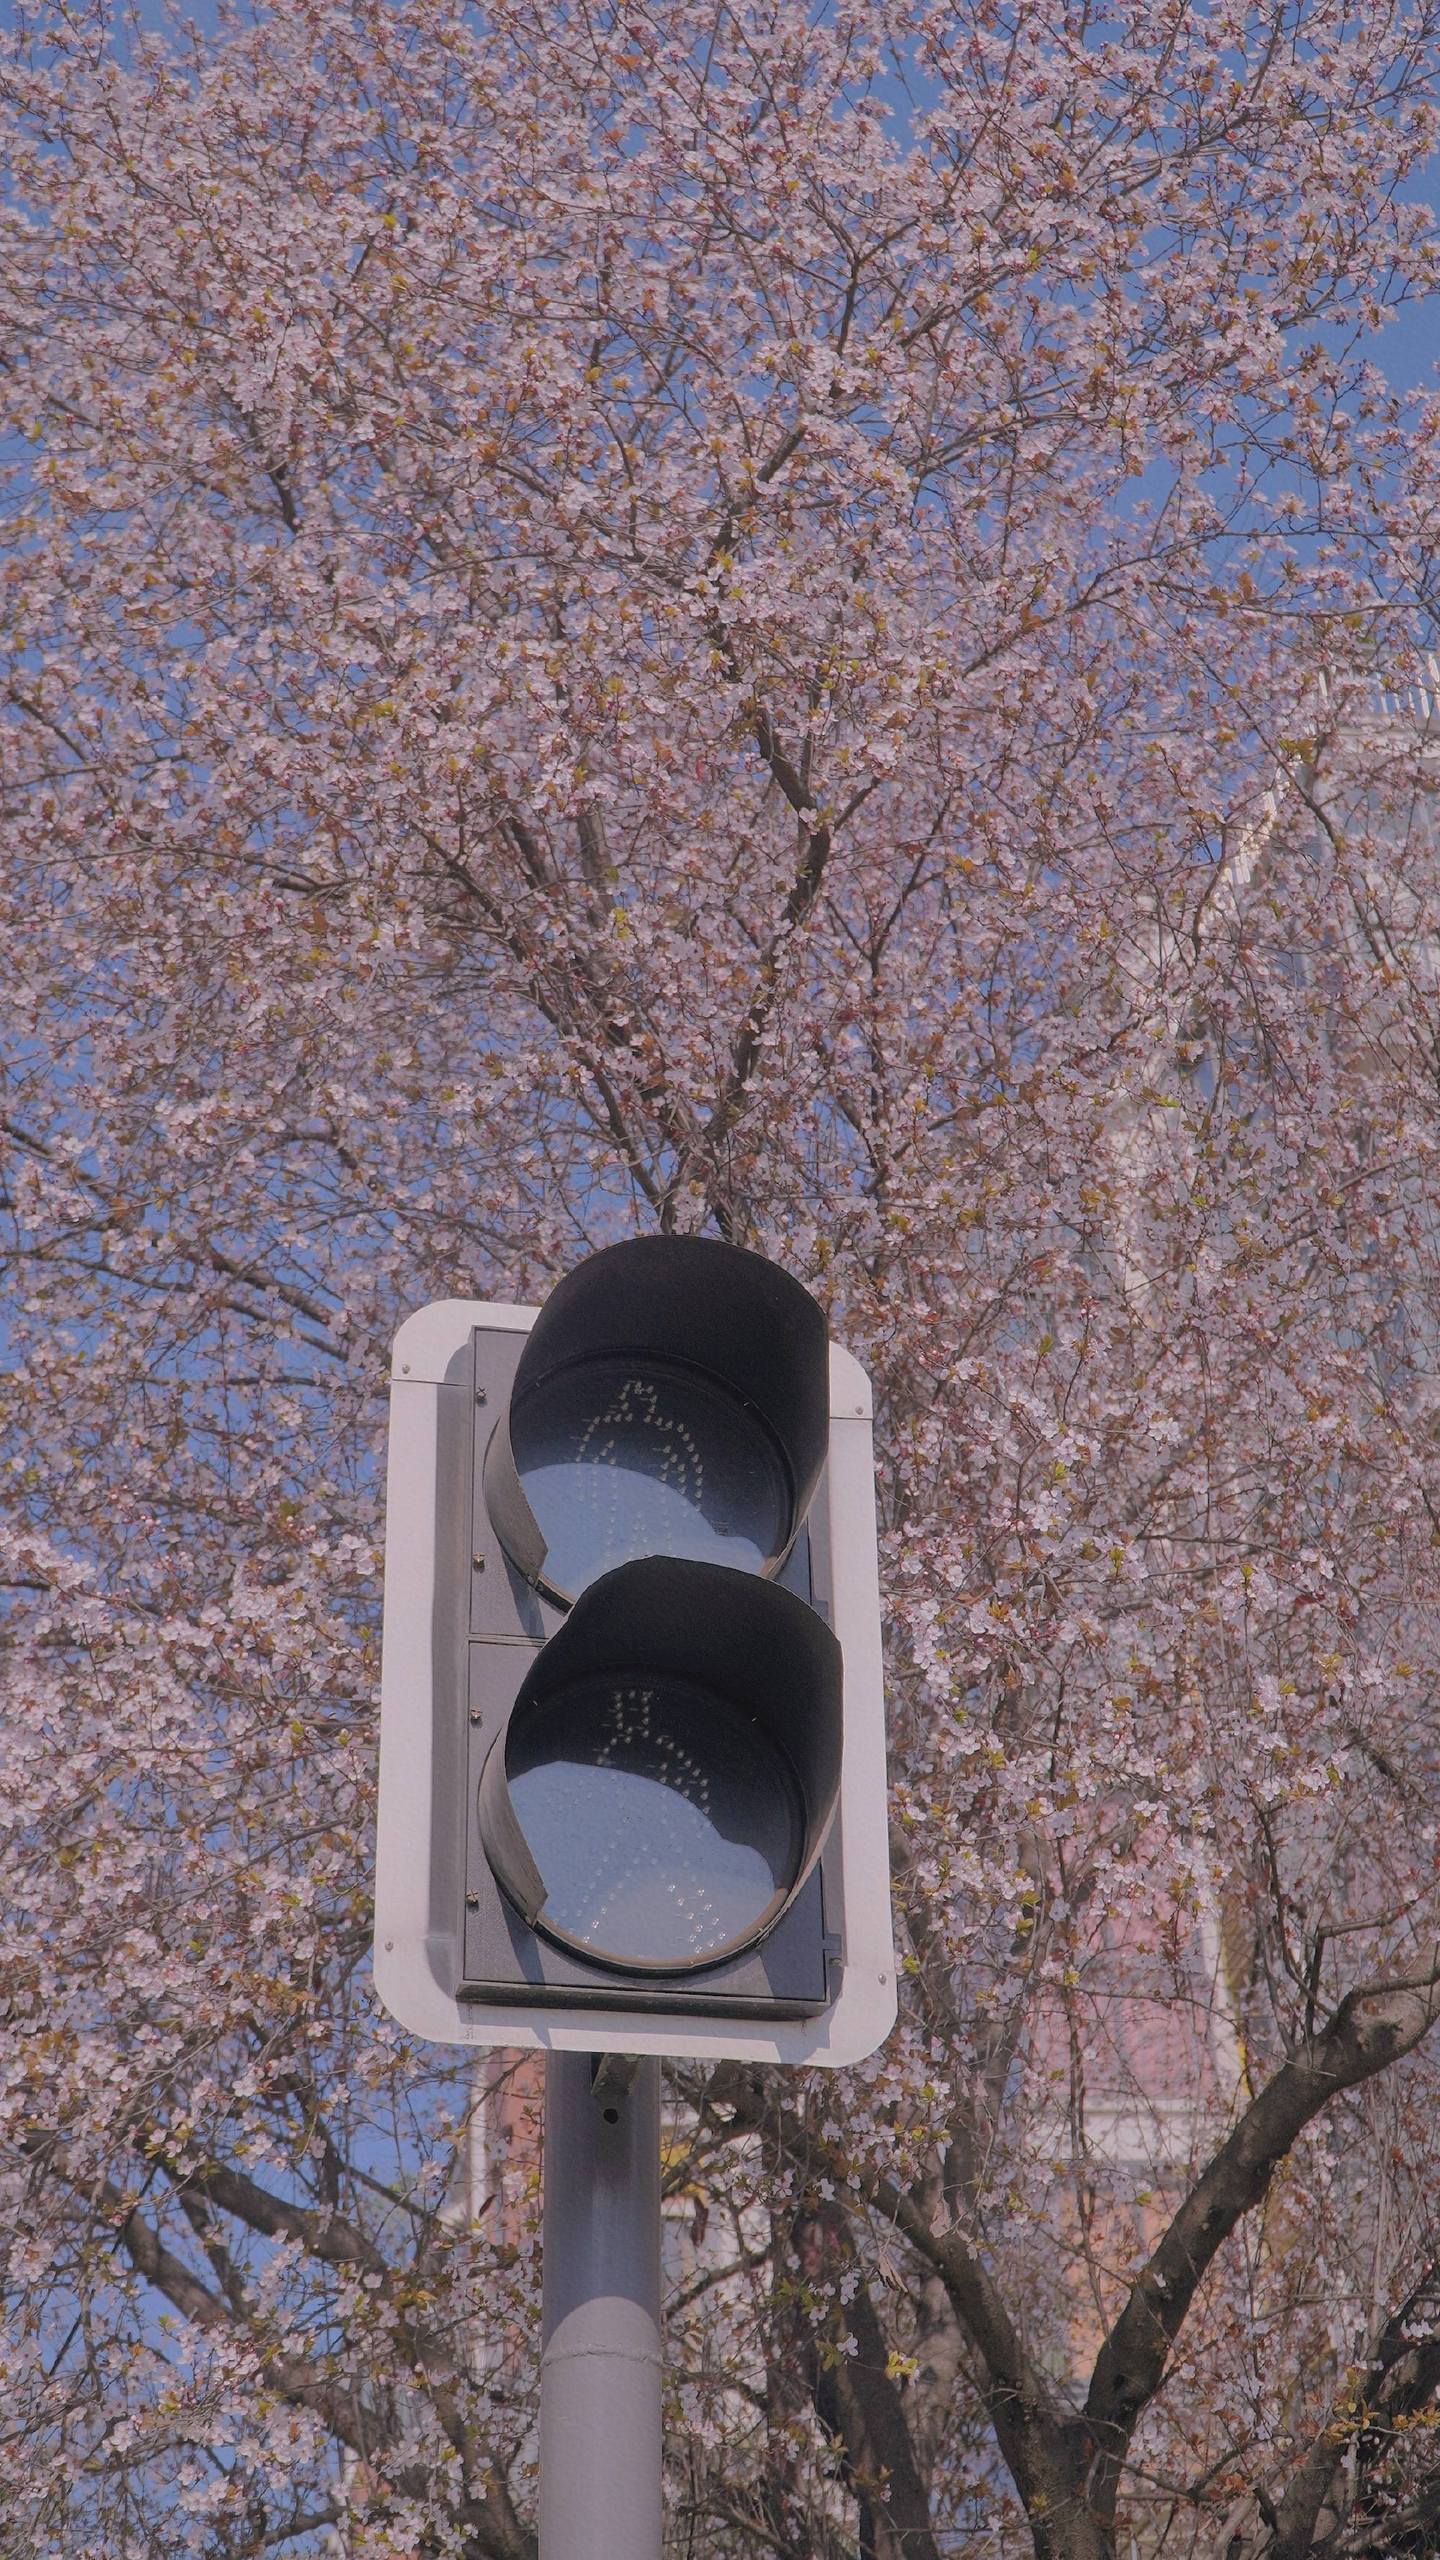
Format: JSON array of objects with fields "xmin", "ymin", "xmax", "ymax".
[
  {"xmin": 510, "ymin": 1357, "xmax": 790, "ymax": 1598},
  {"xmin": 506, "ymin": 1674, "xmax": 801, "ymax": 1966}
]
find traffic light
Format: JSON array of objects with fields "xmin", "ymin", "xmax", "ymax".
[{"xmin": 374, "ymin": 1237, "xmax": 894, "ymax": 2068}]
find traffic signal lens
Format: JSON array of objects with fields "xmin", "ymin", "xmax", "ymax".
[
  {"xmin": 509, "ymin": 1357, "xmax": 791, "ymax": 1599},
  {"xmin": 505, "ymin": 1674, "xmax": 803, "ymax": 1967}
]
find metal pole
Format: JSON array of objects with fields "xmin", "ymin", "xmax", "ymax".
[{"xmin": 539, "ymin": 2052, "xmax": 663, "ymax": 2560}]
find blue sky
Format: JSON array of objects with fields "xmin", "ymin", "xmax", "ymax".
[{"xmin": 1369, "ymin": 161, "xmax": 1440, "ymax": 389}]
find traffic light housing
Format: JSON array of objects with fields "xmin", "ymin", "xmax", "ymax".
[{"xmin": 374, "ymin": 1238, "xmax": 895, "ymax": 2068}]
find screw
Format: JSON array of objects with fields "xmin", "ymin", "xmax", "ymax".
[
  {"xmin": 475, "ymin": 1384, "xmax": 488, "ymax": 1404},
  {"xmin": 472, "ymin": 1553, "xmax": 486, "ymax": 1572},
  {"xmin": 465, "ymin": 1892, "xmax": 480, "ymax": 1910},
  {"xmin": 469, "ymin": 1708, "xmax": 483, "ymax": 1726}
]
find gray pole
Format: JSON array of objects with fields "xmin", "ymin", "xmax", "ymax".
[{"xmin": 539, "ymin": 2052, "xmax": 663, "ymax": 2560}]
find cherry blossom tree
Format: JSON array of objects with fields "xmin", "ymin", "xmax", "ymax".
[{"xmin": 4, "ymin": 1, "xmax": 1440, "ymax": 2553}]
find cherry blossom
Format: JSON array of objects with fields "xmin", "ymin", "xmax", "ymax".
[{"xmin": 2, "ymin": 2, "xmax": 1440, "ymax": 2553}]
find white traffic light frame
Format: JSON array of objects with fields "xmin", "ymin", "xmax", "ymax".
[{"xmin": 373, "ymin": 1296, "xmax": 896, "ymax": 2067}]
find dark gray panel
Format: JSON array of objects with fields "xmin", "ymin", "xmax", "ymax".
[{"xmin": 455, "ymin": 1320, "xmax": 841, "ymax": 2021}]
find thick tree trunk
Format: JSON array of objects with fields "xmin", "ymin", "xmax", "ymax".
[{"xmin": 789, "ymin": 2199, "xmax": 942, "ymax": 2560}]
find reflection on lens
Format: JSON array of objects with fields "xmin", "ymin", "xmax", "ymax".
[
  {"xmin": 510, "ymin": 1356, "xmax": 791, "ymax": 1597},
  {"xmin": 507, "ymin": 1675, "xmax": 801, "ymax": 1966}
]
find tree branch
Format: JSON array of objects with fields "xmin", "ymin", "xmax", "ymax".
[
  {"xmin": 1084, "ymin": 1958, "xmax": 1440, "ymax": 2526},
  {"xmin": 789, "ymin": 2196, "xmax": 942, "ymax": 2560}
]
